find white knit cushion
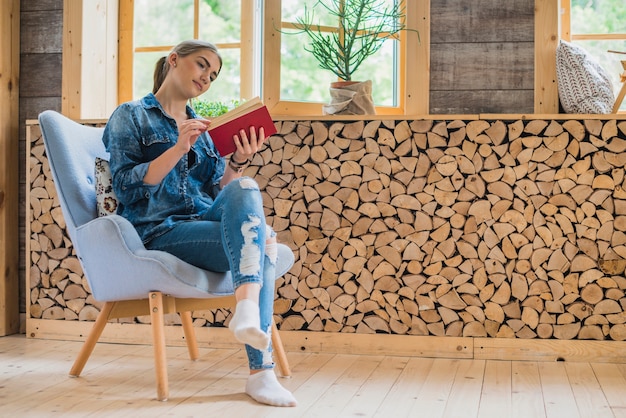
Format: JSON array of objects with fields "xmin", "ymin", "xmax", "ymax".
[
  {"xmin": 95, "ymin": 158, "xmax": 119, "ymax": 216},
  {"xmin": 556, "ymin": 41, "xmax": 615, "ymax": 114}
]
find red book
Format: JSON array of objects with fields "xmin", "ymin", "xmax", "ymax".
[{"xmin": 207, "ymin": 97, "xmax": 277, "ymax": 156}]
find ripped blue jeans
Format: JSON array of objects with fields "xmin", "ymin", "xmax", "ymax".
[{"xmin": 145, "ymin": 177, "xmax": 276, "ymax": 370}]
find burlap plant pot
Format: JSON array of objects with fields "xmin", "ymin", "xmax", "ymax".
[{"xmin": 322, "ymin": 80, "xmax": 376, "ymax": 115}]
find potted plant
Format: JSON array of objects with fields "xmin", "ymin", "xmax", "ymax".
[{"xmin": 284, "ymin": 0, "xmax": 415, "ymax": 115}]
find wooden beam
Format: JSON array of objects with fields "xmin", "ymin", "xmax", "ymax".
[
  {"xmin": 61, "ymin": 0, "xmax": 82, "ymax": 118},
  {"xmin": 26, "ymin": 318, "xmax": 474, "ymax": 359},
  {"xmin": 405, "ymin": 0, "xmax": 429, "ymax": 115},
  {"xmin": 27, "ymin": 318, "xmax": 626, "ymax": 363},
  {"xmin": 560, "ymin": 0, "xmax": 571, "ymax": 41},
  {"xmin": 534, "ymin": 0, "xmax": 560, "ymax": 113},
  {"xmin": 0, "ymin": 0, "xmax": 20, "ymax": 336},
  {"xmin": 474, "ymin": 337, "xmax": 626, "ymax": 363},
  {"xmin": 262, "ymin": 0, "xmax": 282, "ymax": 110},
  {"xmin": 118, "ymin": 0, "xmax": 134, "ymax": 105},
  {"xmin": 240, "ymin": 0, "xmax": 255, "ymax": 99}
]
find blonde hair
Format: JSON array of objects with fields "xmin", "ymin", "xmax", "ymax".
[{"xmin": 152, "ymin": 40, "xmax": 222, "ymax": 94}]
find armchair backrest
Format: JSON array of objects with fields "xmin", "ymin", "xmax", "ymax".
[{"xmin": 38, "ymin": 110, "xmax": 109, "ymax": 241}]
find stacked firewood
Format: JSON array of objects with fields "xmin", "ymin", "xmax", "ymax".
[{"xmin": 28, "ymin": 118, "xmax": 626, "ymax": 339}]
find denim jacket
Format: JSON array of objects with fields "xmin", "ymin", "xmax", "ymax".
[{"xmin": 102, "ymin": 93, "xmax": 225, "ymax": 243}]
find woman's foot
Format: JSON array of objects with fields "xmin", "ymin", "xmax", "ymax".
[
  {"xmin": 229, "ymin": 299, "xmax": 270, "ymax": 350},
  {"xmin": 245, "ymin": 369, "xmax": 297, "ymax": 407}
]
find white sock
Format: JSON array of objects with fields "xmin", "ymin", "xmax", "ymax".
[
  {"xmin": 229, "ymin": 299, "xmax": 270, "ymax": 351},
  {"xmin": 245, "ymin": 369, "xmax": 297, "ymax": 407}
]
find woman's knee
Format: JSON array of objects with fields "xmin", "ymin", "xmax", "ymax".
[
  {"xmin": 222, "ymin": 177, "xmax": 264, "ymax": 211},
  {"xmin": 224, "ymin": 176, "xmax": 260, "ymax": 196}
]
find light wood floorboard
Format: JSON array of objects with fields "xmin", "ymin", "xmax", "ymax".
[
  {"xmin": 2, "ymin": 335, "xmax": 626, "ymax": 417},
  {"xmin": 477, "ymin": 360, "xmax": 511, "ymax": 417},
  {"xmin": 512, "ymin": 361, "xmax": 546, "ymax": 418}
]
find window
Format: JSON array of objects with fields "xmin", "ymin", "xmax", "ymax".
[
  {"xmin": 119, "ymin": 0, "xmax": 259, "ymax": 104},
  {"xmin": 263, "ymin": 0, "xmax": 425, "ymax": 115},
  {"xmin": 119, "ymin": 0, "xmax": 426, "ymax": 115},
  {"xmin": 278, "ymin": 0, "xmax": 400, "ymax": 109},
  {"xmin": 561, "ymin": 0, "xmax": 626, "ymax": 111}
]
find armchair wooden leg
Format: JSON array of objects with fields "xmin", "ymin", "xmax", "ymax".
[
  {"xmin": 149, "ymin": 291, "xmax": 169, "ymax": 401},
  {"xmin": 180, "ymin": 311, "xmax": 199, "ymax": 361},
  {"xmin": 271, "ymin": 321, "xmax": 291, "ymax": 377},
  {"xmin": 69, "ymin": 301, "xmax": 115, "ymax": 377}
]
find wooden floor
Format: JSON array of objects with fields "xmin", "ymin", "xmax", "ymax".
[{"xmin": 1, "ymin": 335, "xmax": 626, "ymax": 417}]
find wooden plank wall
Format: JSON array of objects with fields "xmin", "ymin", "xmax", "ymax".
[
  {"xmin": 19, "ymin": 0, "xmax": 64, "ymax": 319},
  {"xmin": 429, "ymin": 0, "xmax": 535, "ymax": 114}
]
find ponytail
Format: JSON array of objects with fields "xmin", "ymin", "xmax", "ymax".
[
  {"xmin": 152, "ymin": 40, "xmax": 223, "ymax": 94},
  {"xmin": 152, "ymin": 56, "xmax": 168, "ymax": 94}
]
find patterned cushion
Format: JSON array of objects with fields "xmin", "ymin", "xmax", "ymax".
[
  {"xmin": 95, "ymin": 157, "xmax": 119, "ymax": 216},
  {"xmin": 556, "ymin": 40, "xmax": 615, "ymax": 114}
]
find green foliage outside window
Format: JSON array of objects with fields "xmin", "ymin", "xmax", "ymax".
[
  {"xmin": 190, "ymin": 98, "xmax": 242, "ymax": 118},
  {"xmin": 570, "ymin": 0, "xmax": 626, "ymax": 110},
  {"xmin": 571, "ymin": 0, "xmax": 626, "ymax": 34}
]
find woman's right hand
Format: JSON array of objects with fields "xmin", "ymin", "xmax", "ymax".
[
  {"xmin": 144, "ymin": 118, "xmax": 211, "ymax": 185},
  {"xmin": 175, "ymin": 118, "xmax": 211, "ymax": 153}
]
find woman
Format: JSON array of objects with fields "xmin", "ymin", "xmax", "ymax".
[{"xmin": 102, "ymin": 40, "xmax": 296, "ymax": 407}]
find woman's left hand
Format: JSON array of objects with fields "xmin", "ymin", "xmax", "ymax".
[{"xmin": 231, "ymin": 126, "xmax": 266, "ymax": 163}]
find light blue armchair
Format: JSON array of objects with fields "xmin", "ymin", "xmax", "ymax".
[{"xmin": 38, "ymin": 110, "xmax": 293, "ymax": 401}]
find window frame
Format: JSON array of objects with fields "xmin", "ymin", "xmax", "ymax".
[{"xmin": 261, "ymin": 0, "xmax": 428, "ymax": 116}]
